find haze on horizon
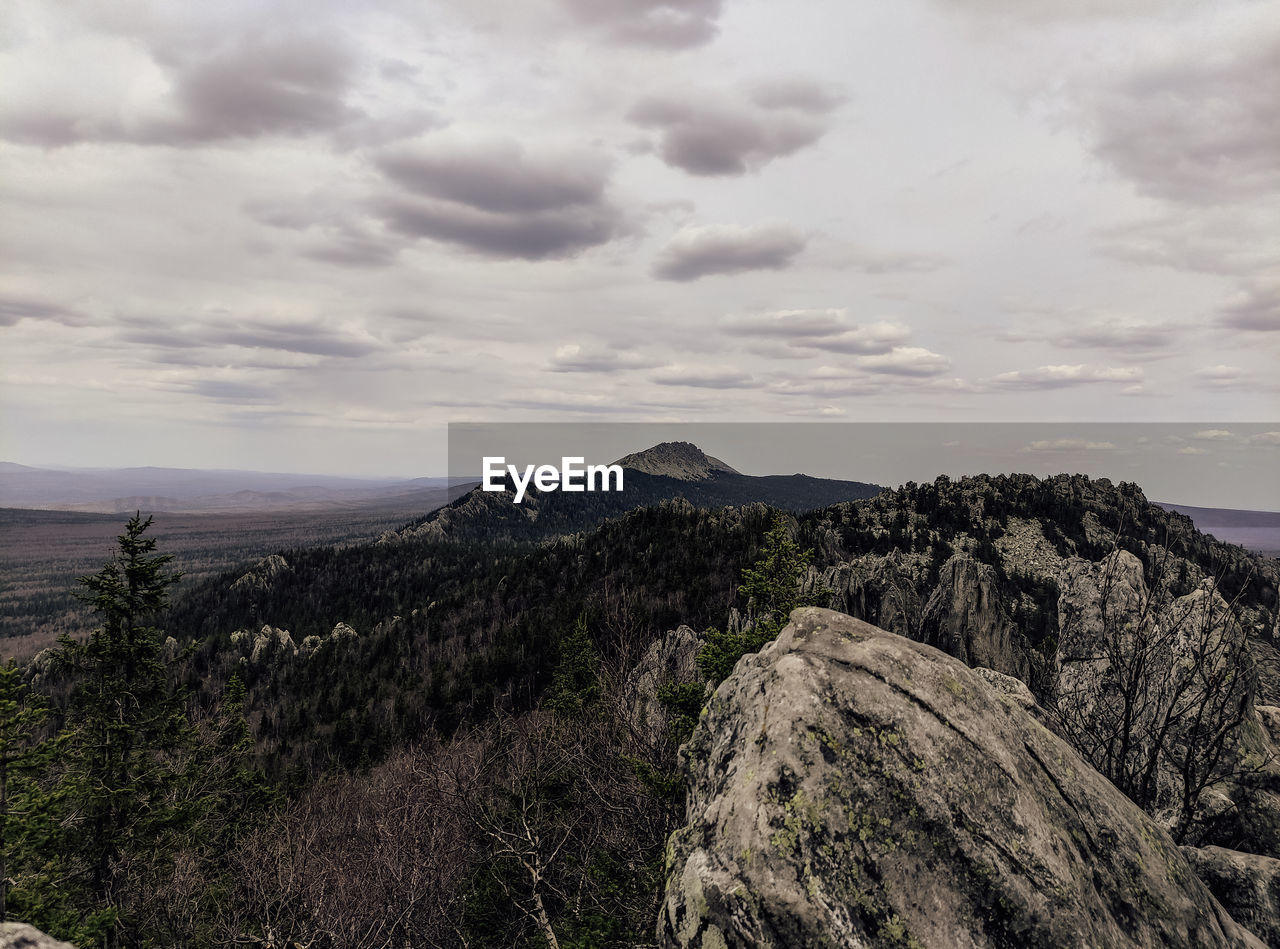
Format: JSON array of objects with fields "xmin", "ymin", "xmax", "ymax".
[{"xmin": 1, "ymin": 0, "xmax": 1277, "ymax": 478}]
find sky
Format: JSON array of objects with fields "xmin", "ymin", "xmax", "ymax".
[{"xmin": 1, "ymin": 0, "xmax": 1278, "ymax": 478}]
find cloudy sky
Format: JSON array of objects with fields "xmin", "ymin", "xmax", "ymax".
[{"xmin": 1, "ymin": 0, "xmax": 1277, "ymax": 476}]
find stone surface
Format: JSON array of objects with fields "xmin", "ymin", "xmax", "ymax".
[
  {"xmin": 1183, "ymin": 846, "xmax": 1280, "ymax": 948},
  {"xmin": 660, "ymin": 607, "xmax": 1263, "ymax": 949},
  {"xmin": 919, "ymin": 553, "xmax": 1028, "ymax": 680},
  {"xmin": 0, "ymin": 924, "xmax": 76, "ymax": 949},
  {"xmin": 625, "ymin": 625, "xmax": 705, "ymax": 735}
]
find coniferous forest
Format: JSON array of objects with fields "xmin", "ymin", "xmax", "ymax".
[{"xmin": 2, "ymin": 472, "xmax": 1278, "ymax": 947}]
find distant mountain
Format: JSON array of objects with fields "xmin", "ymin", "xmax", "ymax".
[
  {"xmin": 0, "ymin": 463, "xmax": 453, "ymax": 514},
  {"xmin": 1156, "ymin": 502, "xmax": 1280, "ymax": 557},
  {"xmin": 614, "ymin": 441, "xmax": 738, "ymax": 481},
  {"xmin": 390, "ymin": 443, "xmax": 883, "ymax": 544}
]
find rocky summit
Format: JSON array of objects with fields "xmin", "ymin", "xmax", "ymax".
[
  {"xmin": 615, "ymin": 441, "xmax": 739, "ymax": 481},
  {"xmin": 660, "ymin": 608, "xmax": 1267, "ymax": 949}
]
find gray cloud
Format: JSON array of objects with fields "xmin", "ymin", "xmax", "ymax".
[
  {"xmin": 561, "ymin": 0, "xmax": 724, "ymax": 49},
  {"xmin": 185, "ymin": 379, "xmax": 280, "ymax": 404},
  {"xmin": 720, "ymin": 309, "xmax": 912, "ymax": 355},
  {"xmin": 377, "ymin": 143, "xmax": 610, "ymax": 214},
  {"xmin": 549, "ymin": 344, "xmax": 658, "ymax": 373},
  {"xmin": 374, "ymin": 140, "xmax": 627, "ymax": 260},
  {"xmin": 301, "ymin": 233, "xmax": 401, "ymax": 269},
  {"xmin": 1220, "ymin": 284, "xmax": 1280, "ymax": 332},
  {"xmin": 650, "ymin": 364, "xmax": 759, "ymax": 388},
  {"xmin": 1020, "ymin": 438, "xmax": 1118, "ymax": 452},
  {"xmin": 1003, "ymin": 316, "xmax": 1182, "ymax": 356},
  {"xmin": 0, "ymin": 296, "xmax": 92, "ymax": 327},
  {"xmin": 855, "ymin": 347, "xmax": 951, "ymax": 377},
  {"xmin": 990, "ymin": 364, "xmax": 1143, "ymax": 390},
  {"xmin": 1, "ymin": 34, "xmax": 370, "ymax": 147},
  {"xmin": 120, "ymin": 316, "xmax": 383, "ymax": 360},
  {"xmin": 629, "ymin": 81, "xmax": 840, "ymax": 176},
  {"xmin": 652, "ymin": 223, "xmax": 807, "ymax": 280},
  {"xmin": 1088, "ymin": 22, "xmax": 1280, "ymax": 205}
]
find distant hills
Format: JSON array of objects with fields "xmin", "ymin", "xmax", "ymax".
[
  {"xmin": 392, "ymin": 442, "xmax": 885, "ymax": 544},
  {"xmin": 1156, "ymin": 502, "xmax": 1280, "ymax": 558},
  {"xmin": 0, "ymin": 462, "xmax": 453, "ymax": 514}
]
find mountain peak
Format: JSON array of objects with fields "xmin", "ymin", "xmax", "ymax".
[{"xmin": 614, "ymin": 441, "xmax": 739, "ymax": 482}]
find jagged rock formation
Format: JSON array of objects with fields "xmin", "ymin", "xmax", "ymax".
[
  {"xmin": 615, "ymin": 442, "xmax": 738, "ymax": 481},
  {"xmin": 229, "ymin": 553, "xmax": 292, "ymax": 595},
  {"xmin": 624, "ymin": 625, "xmax": 705, "ymax": 735},
  {"xmin": 1183, "ymin": 846, "xmax": 1280, "ymax": 948},
  {"xmin": 0, "ymin": 924, "xmax": 76, "ymax": 949},
  {"xmin": 919, "ymin": 553, "xmax": 1029, "ymax": 679},
  {"xmin": 660, "ymin": 608, "xmax": 1265, "ymax": 948}
]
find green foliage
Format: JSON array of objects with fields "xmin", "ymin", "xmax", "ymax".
[
  {"xmin": 656, "ymin": 680, "xmax": 705, "ymax": 746},
  {"xmin": 544, "ymin": 615, "xmax": 601, "ymax": 717},
  {"xmin": 52, "ymin": 513, "xmax": 190, "ymax": 947},
  {"xmin": 698, "ymin": 516, "xmax": 831, "ymax": 682},
  {"xmin": 0, "ymin": 659, "xmax": 59, "ymax": 923}
]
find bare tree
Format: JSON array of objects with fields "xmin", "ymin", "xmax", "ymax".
[{"xmin": 1053, "ymin": 542, "xmax": 1266, "ymax": 842}]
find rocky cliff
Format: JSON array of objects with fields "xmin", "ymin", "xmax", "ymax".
[{"xmin": 660, "ymin": 608, "xmax": 1267, "ymax": 948}]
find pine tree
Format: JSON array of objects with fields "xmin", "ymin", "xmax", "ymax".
[
  {"xmin": 698, "ymin": 515, "xmax": 830, "ymax": 682},
  {"xmin": 55, "ymin": 513, "xmax": 185, "ymax": 948},
  {"xmin": 0, "ymin": 660, "xmax": 55, "ymax": 922}
]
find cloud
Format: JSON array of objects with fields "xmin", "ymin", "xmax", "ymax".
[
  {"xmin": 120, "ymin": 315, "xmax": 384, "ymax": 360},
  {"xmin": 990, "ymin": 365, "xmax": 1143, "ymax": 390},
  {"xmin": 854, "ymin": 346, "xmax": 951, "ymax": 377},
  {"xmin": 1191, "ymin": 429, "xmax": 1235, "ymax": 441},
  {"xmin": 1049, "ymin": 319, "xmax": 1179, "ymax": 353},
  {"xmin": 561, "ymin": 0, "xmax": 724, "ymax": 48},
  {"xmin": 549, "ymin": 344, "xmax": 657, "ymax": 373},
  {"xmin": 0, "ymin": 296, "xmax": 93, "ymax": 327},
  {"xmin": 1249, "ymin": 432, "xmax": 1280, "ymax": 448},
  {"xmin": 650, "ymin": 364, "xmax": 758, "ymax": 388},
  {"xmin": 1176, "ymin": 446, "xmax": 1208, "ymax": 455},
  {"xmin": 629, "ymin": 81, "xmax": 840, "ymax": 176},
  {"xmin": 785, "ymin": 405, "xmax": 847, "ymax": 417},
  {"xmin": 1, "ymin": 33, "xmax": 378, "ymax": 147},
  {"xmin": 1020, "ymin": 439, "xmax": 1118, "ymax": 452},
  {"xmin": 652, "ymin": 223, "xmax": 807, "ymax": 280},
  {"xmin": 374, "ymin": 139, "xmax": 627, "ymax": 260},
  {"xmin": 1219, "ymin": 283, "xmax": 1280, "ymax": 332},
  {"xmin": 1086, "ymin": 18, "xmax": 1280, "ymax": 205},
  {"xmin": 720, "ymin": 309, "xmax": 911, "ymax": 355},
  {"xmin": 1192, "ymin": 365, "xmax": 1250, "ymax": 389}
]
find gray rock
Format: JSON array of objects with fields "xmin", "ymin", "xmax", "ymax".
[
  {"xmin": 0, "ymin": 923, "xmax": 76, "ymax": 949},
  {"xmin": 625, "ymin": 626, "xmax": 705, "ymax": 736},
  {"xmin": 920, "ymin": 553, "xmax": 1029, "ymax": 680},
  {"xmin": 660, "ymin": 607, "xmax": 1263, "ymax": 949},
  {"xmin": 1183, "ymin": 846, "xmax": 1280, "ymax": 947}
]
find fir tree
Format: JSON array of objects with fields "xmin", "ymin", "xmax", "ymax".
[
  {"xmin": 0, "ymin": 660, "xmax": 55, "ymax": 922},
  {"xmin": 55, "ymin": 513, "xmax": 185, "ymax": 948}
]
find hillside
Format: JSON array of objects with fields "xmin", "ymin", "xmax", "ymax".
[
  {"xmin": 161, "ymin": 469, "xmax": 1277, "ymax": 775},
  {"xmin": 16, "ymin": 464, "xmax": 1280, "ymax": 947},
  {"xmin": 392, "ymin": 441, "xmax": 883, "ymax": 544}
]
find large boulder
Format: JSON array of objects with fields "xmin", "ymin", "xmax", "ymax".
[
  {"xmin": 919, "ymin": 553, "xmax": 1028, "ymax": 680},
  {"xmin": 660, "ymin": 607, "xmax": 1264, "ymax": 948},
  {"xmin": 0, "ymin": 924, "xmax": 76, "ymax": 949},
  {"xmin": 1183, "ymin": 846, "xmax": 1280, "ymax": 948}
]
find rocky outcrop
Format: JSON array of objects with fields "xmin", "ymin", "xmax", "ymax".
[
  {"xmin": 1183, "ymin": 846, "xmax": 1280, "ymax": 948},
  {"xmin": 919, "ymin": 553, "xmax": 1028, "ymax": 679},
  {"xmin": 817, "ymin": 551, "xmax": 925, "ymax": 641},
  {"xmin": 0, "ymin": 924, "xmax": 76, "ymax": 949},
  {"xmin": 625, "ymin": 625, "xmax": 706, "ymax": 735},
  {"xmin": 229, "ymin": 553, "xmax": 292, "ymax": 595},
  {"xmin": 660, "ymin": 607, "xmax": 1264, "ymax": 948}
]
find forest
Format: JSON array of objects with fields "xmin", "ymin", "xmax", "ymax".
[{"xmin": 1, "ymin": 472, "xmax": 1276, "ymax": 947}]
